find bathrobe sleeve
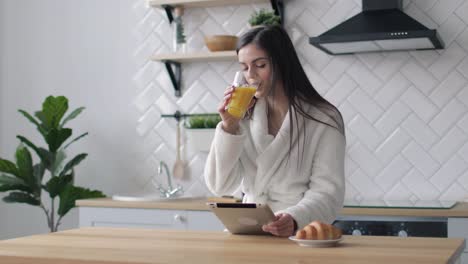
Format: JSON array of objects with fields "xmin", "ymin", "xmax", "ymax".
[
  {"xmin": 278, "ymin": 126, "xmax": 346, "ymax": 229},
  {"xmin": 204, "ymin": 122, "xmax": 248, "ymax": 196}
]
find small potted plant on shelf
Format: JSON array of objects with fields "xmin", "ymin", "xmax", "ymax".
[
  {"xmin": 248, "ymin": 8, "xmax": 281, "ymax": 27},
  {"xmin": 0, "ymin": 95, "xmax": 105, "ymax": 232},
  {"xmin": 184, "ymin": 114, "xmax": 221, "ymax": 152}
]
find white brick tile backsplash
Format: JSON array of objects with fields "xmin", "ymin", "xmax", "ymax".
[
  {"xmin": 374, "ymin": 101, "xmax": 411, "ymax": 137},
  {"xmin": 375, "ymin": 128, "xmax": 412, "ymax": 164},
  {"xmin": 347, "ymin": 60, "xmax": 382, "ymax": 96},
  {"xmin": 376, "ymin": 155, "xmax": 412, "ymax": 190},
  {"xmin": 401, "ymin": 114, "xmax": 438, "ymax": 149},
  {"xmin": 429, "ymin": 99, "xmax": 466, "ymax": 136},
  {"xmin": 321, "ymin": 56, "xmax": 355, "ymax": 84},
  {"xmin": 141, "ymin": 0, "xmax": 468, "ymax": 202},
  {"xmin": 374, "ymin": 73, "xmax": 411, "ymax": 109},
  {"xmin": 373, "ymin": 52, "xmax": 409, "ymax": 82},
  {"xmin": 137, "ymin": 107, "xmax": 160, "ymax": 137},
  {"xmin": 134, "ymin": 82, "xmax": 160, "ymax": 113},
  {"xmin": 430, "ymin": 155, "xmax": 468, "ymax": 191},
  {"xmin": 402, "ymin": 142, "xmax": 440, "ymax": 177},
  {"xmin": 401, "ymin": 62, "xmax": 439, "ymax": 95},
  {"xmin": 429, "ymin": 43, "xmax": 466, "ymax": 81},
  {"xmin": 347, "ymin": 89, "xmax": 384, "ymax": 123},
  {"xmin": 427, "ymin": 0, "xmax": 465, "ymax": 25},
  {"xmin": 458, "ymin": 57, "xmax": 468, "ymax": 79},
  {"xmin": 412, "ymin": 0, "xmax": 438, "ymax": 12},
  {"xmin": 456, "ymin": 1, "xmax": 468, "ymax": 24},
  {"xmin": 439, "ymin": 15, "xmax": 466, "ymax": 49},
  {"xmin": 320, "ymin": 0, "xmax": 357, "ymax": 29},
  {"xmin": 401, "ymin": 88, "xmax": 438, "ymax": 123},
  {"xmin": 297, "ymin": 10, "xmax": 326, "ymax": 37},
  {"xmin": 429, "ymin": 71, "xmax": 467, "ymax": 108},
  {"xmin": 439, "ymin": 183, "xmax": 468, "ymax": 200},
  {"xmin": 402, "ymin": 169, "xmax": 441, "ymax": 200},
  {"xmin": 348, "ymin": 115, "xmax": 383, "ymax": 150},
  {"xmin": 383, "ymin": 182, "xmax": 413, "ymax": 201},
  {"xmin": 349, "ymin": 143, "xmax": 383, "ymax": 176},
  {"xmin": 430, "ymin": 127, "xmax": 468, "ymax": 163},
  {"xmin": 349, "ymin": 169, "xmax": 384, "ymax": 199},
  {"xmin": 324, "ymin": 74, "xmax": 357, "ymax": 106}
]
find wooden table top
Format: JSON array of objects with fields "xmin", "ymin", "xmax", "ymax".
[{"xmin": 0, "ymin": 227, "xmax": 464, "ymax": 264}]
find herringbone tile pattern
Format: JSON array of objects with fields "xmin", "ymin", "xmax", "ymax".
[{"xmin": 132, "ymin": 0, "xmax": 468, "ymax": 202}]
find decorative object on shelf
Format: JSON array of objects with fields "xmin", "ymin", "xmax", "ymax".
[
  {"xmin": 0, "ymin": 96, "xmax": 105, "ymax": 232},
  {"xmin": 184, "ymin": 114, "xmax": 221, "ymax": 152},
  {"xmin": 173, "ymin": 6, "xmax": 187, "ymax": 53},
  {"xmin": 172, "ymin": 112, "xmax": 185, "ymax": 181},
  {"xmin": 204, "ymin": 35, "xmax": 238, "ymax": 52},
  {"xmin": 249, "ymin": 8, "xmax": 281, "ymax": 27}
]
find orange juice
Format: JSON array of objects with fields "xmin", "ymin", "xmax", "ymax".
[{"xmin": 227, "ymin": 85, "xmax": 257, "ymax": 118}]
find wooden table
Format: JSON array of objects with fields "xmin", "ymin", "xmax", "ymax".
[{"xmin": 0, "ymin": 227, "xmax": 465, "ymax": 264}]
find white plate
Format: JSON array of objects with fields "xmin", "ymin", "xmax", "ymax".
[{"xmin": 288, "ymin": 236, "xmax": 343, "ymax": 247}]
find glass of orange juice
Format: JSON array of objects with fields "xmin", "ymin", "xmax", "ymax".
[{"xmin": 227, "ymin": 72, "xmax": 258, "ymax": 119}]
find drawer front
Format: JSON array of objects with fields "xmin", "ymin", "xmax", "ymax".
[
  {"xmin": 186, "ymin": 211, "xmax": 224, "ymax": 231},
  {"xmin": 79, "ymin": 207, "xmax": 187, "ymax": 230},
  {"xmin": 448, "ymin": 218, "xmax": 468, "ymax": 252}
]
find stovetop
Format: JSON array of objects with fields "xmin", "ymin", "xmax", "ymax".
[{"xmin": 343, "ymin": 199, "xmax": 457, "ymax": 209}]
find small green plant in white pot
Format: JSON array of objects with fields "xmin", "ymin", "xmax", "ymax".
[{"xmin": 184, "ymin": 114, "xmax": 221, "ymax": 152}]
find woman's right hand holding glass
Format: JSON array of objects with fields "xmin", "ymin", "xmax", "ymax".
[{"xmin": 218, "ymin": 85, "xmax": 241, "ymax": 134}]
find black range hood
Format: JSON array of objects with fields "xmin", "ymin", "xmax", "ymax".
[{"xmin": 309, "ymin": 0, "xmax": 444, "ymax": 55}]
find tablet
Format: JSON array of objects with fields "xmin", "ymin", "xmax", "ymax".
[{"xmin": 207, "ymin": 203, "xmax": 275, "ymax": 235}]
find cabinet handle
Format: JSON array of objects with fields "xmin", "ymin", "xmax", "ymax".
[{"xmin": 174, "ymin": 214, "xmax": 185, "ymax": 222}]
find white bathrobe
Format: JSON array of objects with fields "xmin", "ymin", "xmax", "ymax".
[{"xmin": 204, "ymin": 98, "xmax": 346, "ymax": 230}]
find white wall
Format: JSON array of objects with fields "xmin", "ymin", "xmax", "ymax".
[{"xmin": 0, "ymin": 0, "xmax": 143, "ymax": 239}]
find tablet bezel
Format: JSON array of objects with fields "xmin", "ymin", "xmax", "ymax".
[{"xmin": 207, "ymin": 203, "xmax": 275, "ymax": 235}]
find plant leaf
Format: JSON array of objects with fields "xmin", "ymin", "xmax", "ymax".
[
  {"xmin": 59, "ymin": 154, "xmax": 87, "ymax": 177},
  {"xmin": 3, "ymin": 192, "xmax": 40, "ymax": 206},
  {"xmin": 60, "ymin": 107, "xmax": 85, "ymax": 128},
  {"xmin": 0, "ymin": 158, "xmax": 19, "ymax": 177},
  {"xmin": 45, "ymin": 174, "xmax": 73, "ymax": 198},
  {"xmin": 58, "ymin": 185, "xmax": 105, "ymax": 216},
  {"xmin": 51, "ymin": 150, "xmax": 66, "ymax": 176},
  {"xmin": 63, "ymin": 132, "xmax": 88, "ymax": 149},
  {"xmin": 42, "ymin": 96, "xmax": 68, "ymax": 130},
  {"xmin": 45, "ymin": 128, "xmax": 72, "ymax": 152},
  {"xmin": 15, "ymin": 145, "xmax": 34, "ymax": 182},
  {"xmin": 33, "ymin": 163, "xmax": 46, "ymax": 187},
  {"xmin": 18, "ymin": 109, "xmax": 41, "ymax": 128},
  {"xmin": 0, "ymin": 174, "xmax": 30, "ymax": 192},
  {"xmin": 16, "ymin": 136, "xmax": 47, "ymax": 162}
]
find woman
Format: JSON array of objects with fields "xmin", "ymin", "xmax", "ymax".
[{"xmin": 204, "ymin": 25, "xmax": 346, "ymax": 237}]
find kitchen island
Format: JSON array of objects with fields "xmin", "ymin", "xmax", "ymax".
[{"xmin": 0, "ymin": 227, "xmax": 464, "ymax": 263}]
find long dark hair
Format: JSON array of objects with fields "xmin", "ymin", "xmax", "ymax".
[{"xmin": 236, "ymin": 25, "xmax": 345, "ymax": 164}]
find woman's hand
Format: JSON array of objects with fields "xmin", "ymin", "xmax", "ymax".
[
  {"xmin": 262, "ymin": 213, "xmax": 296, "ymax": 237},
  {"xmin": 218, "ymin": 86, "xmax": 241, "ymax": 134}
]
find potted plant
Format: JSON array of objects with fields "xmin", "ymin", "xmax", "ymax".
[
  {"xmin": 184, "ymin": 114, "xmax": 221, "ymax": 152},
  {"xmin": 248, "ymin": 9, "xmax": 281, "ymax": 27},
  {"xmin": 0, "ymin": 95, "xmax": 105, "ymax": 232}
]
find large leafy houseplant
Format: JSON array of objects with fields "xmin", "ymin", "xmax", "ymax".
[{"xmin": 0, "ymin": 96, "xmax": 105, "ymax": 232}]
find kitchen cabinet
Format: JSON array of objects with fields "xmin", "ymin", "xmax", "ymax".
[
  {"xmin": 79, "ymin": 206, "xmax": 224, "ymax": 231},
  {"xmin": 77, "ymin": 198, "xmax": 225, "ymax": 231}
]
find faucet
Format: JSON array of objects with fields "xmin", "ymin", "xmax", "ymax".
[{"xmin": 154, "ymin": 161, "xmax": 184, "ymax": 198}]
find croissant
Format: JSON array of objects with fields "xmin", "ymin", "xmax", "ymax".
[{"xmin": 295, "ymin": 221, "xmax": 342, "ymax": 240}]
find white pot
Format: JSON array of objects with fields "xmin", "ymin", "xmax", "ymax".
[{"xmin": 186, "ymin": 128, "xmax": 215, "ymax": 152}]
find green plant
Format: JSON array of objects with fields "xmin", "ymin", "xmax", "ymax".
[
  {"xmin": 0, "ymin": 96, "xmax": 105, "ymax": 232},
  {"xmin": 185, "ymin": 114, "xmax": 221, "ymax": 129},
  {"xmin": 248, "ymin": 9, "xmax": 281, "ymax": 27}
]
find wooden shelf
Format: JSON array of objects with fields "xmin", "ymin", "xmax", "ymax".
[
  {"xmin": 151, "ymin": 50, "xmax": 237, "ymax": 63},
  {"xmin": 148, "ymin": 0, "xmax": 268, "ymax": 8}
]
